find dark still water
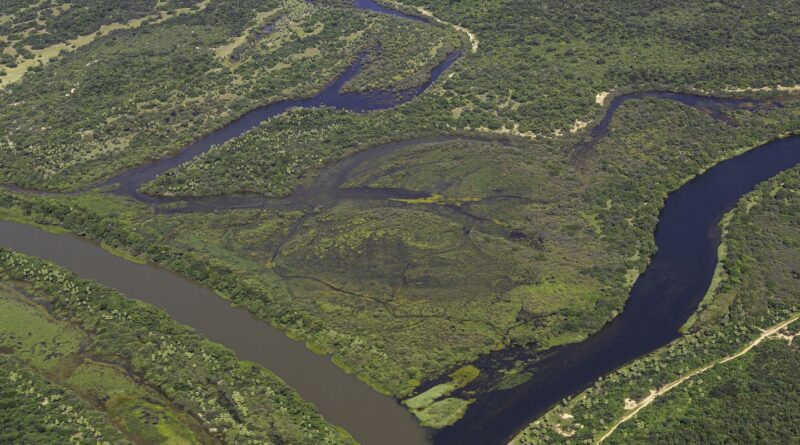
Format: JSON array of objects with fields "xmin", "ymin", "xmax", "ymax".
[
  {"xmin": 0, "ymin": 221, "xmax": 430, "ymax": 445},
  {"xmin": 97, "ymin": 49, "xmax": 460, "ymax": 202},
  {"xmin": 96, "ymin": 0, "xmax": 452, "ymax": 202},
  {"xmin": 435, "ymin": 135, "xmax": 800, "ymax": 445},
  {"xmin": 3, "ymin": 135, "xmax": 798, "ymax": 445},
  {"xmin": 1, "ymin": 0, "xmax": 797, "ymax": 440}
]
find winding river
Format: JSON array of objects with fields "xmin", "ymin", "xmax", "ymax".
[
  {"xmin": 435, "ymin": 134, "xmax": 800, "ymax": 445},
  {"xmin": 0, "ymin": 2, "xmax": 448, "ymax": 445},
  {"xmin": 1, "ymin": 1, "xmax": 799, "ymax": 444}
]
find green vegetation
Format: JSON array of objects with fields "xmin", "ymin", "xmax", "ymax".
[
  {"xmin": 0, "ymin": 249, "xmax": 355, "ymax": 444},
  {"xmin": 410, "ymin": 398, "xmax": 471, "ymax": 430},
  {"xmin": 605, "ymin": 337, "xmax": 800, "ymax": 444},
  {"xmin": 143, "ymin": 108, "xmax": 447, "ymax": 197},
  {"xmin": 4, "ymin": 0, "xmax": 799, "ymax": 193},
  {"xmin": 146, "ymin": 0, "xmax": 800, "ymax": 198},
  {"xmin": 404, "ymin": 365, "xmax": 478, "ymax": 427},
  {"xmin": 393, "ymin": 0, "xmax": 800, "ymax": 133},
  {"xmin": 0, "ymin": 0, "xmax": 458, "ymax": 189},
  {"xmin": 3, "ymin": 0, "xmax": 800, "ymax": 435},
  {"xmin": 0, "ymin": 355, "xmax": 129, "ymax": 444},
  {"xmin": 2, "ymin": 98, "xmax": 799, "ymax": 410},
  {"xmin": 0, "ymin": 1, "xmax": 193, "ymax": 52},
  {"xmin": 0, "ymin": 0, "xmax": 208, "ymax": 86},
  {"xmin": 517, "ymin": 164, "xmax": 800, "ymax": 444}
]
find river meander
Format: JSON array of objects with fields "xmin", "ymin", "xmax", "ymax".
[
  {"xmin": 1, "ymin": 0, "xmax": 798, "ymax": 444},
  {"xmin": 435, "ymin": 135, "xmax": 800, "ymax": 445}
]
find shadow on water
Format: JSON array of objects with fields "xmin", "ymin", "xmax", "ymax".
[{"xmin": 354, "ymin": 0, "xmax": 426, "ymax": 22}]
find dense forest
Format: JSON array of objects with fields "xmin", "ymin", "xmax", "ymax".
[
  {"xmin": 0, "ymin": 355, "xmax": 130, "ymax": 444},
  {"xmin": 606, "ymin": 338, "xmax": 800, "ymax": 444}
]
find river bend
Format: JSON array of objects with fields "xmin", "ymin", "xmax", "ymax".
[{"xmin": 1, "ymin": 0, "xmax": 798, "ymax": 444}]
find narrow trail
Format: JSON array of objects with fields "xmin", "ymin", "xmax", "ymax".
[{"xmin": 596, "ymin": 315, "xmax": 800, "ymax": 444}]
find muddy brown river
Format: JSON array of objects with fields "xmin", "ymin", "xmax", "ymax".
[
  {"xmin": 1, "ymin": 0, "xmax": 799, "ymax": 443},
  {"xmin": 0, "ymin": 220, "xmax": 431, "ymax": 445}
]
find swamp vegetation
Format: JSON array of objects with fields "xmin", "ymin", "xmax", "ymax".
[
  {"xmin": 3, "ymin": 96, "xmax": 800, "ymax": 431},
  {"xmin": 2, "ymin": 0, "xmax": 800, "ymax": 442}
]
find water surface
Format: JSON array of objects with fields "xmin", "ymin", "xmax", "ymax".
[
  {"xmin": 98, "ymin": 46, "xmax": 460, "ymax": 202},
  {"xmin": 435, "ymin": 135, "xmax": 800, "ymax": 445},
  {"xmin": 0, "ymin": 220, "xmax": 431, "ymax": 445},
  {"xmin": 2, "ymin": 1, "xmax": 797, "ymax": 442}
]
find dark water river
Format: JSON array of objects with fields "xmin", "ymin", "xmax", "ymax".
[
  {"xmin": 1, "ymin": 0, "xmax": 799, "ymax": 444},
  {"xmin": 435, "ymin": 135, "xmax": 800, "ymax": 445},
  {"xmin": 96, "ymin": 28, "xmax": 459, "ymax": 202}
]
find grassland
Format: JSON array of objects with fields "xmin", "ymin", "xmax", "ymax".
[
  {"xmin": 0, "ymin": 249, "xmax": 355, "ymax": 444},
  {"xmin": 404, "ymin": 365, "xmax": 479, "ymax": 428}
]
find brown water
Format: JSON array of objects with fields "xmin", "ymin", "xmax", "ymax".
[
  {"xmin": 2, "ymin": 94, "xmax": 790, "ymax": 445},
  {"xmin": 0, "ymin": 220, "xmax": 430, "ymax": 445},
  {"xmin": 1, "ymin": 0, "xmax": 793, "ymax": 438}
]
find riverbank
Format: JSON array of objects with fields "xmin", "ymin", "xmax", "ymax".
[
  {"xmin": 513, "ymin": 148, "xmax": 800, "ymax": 445},
  {"xmin": 3, "ymin": 97, "xmax": 796, "ymax": 444},
  {"xmin": 0, "ymin": 247, "xmax": 356, "ymax": 444},
  {"xmin": 597, "ymin": 314, "xmax": 800, "ymax": 443},
  {"xmin": 0, "ymin": 220, "xmax": 430, "ymax": 445}
]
